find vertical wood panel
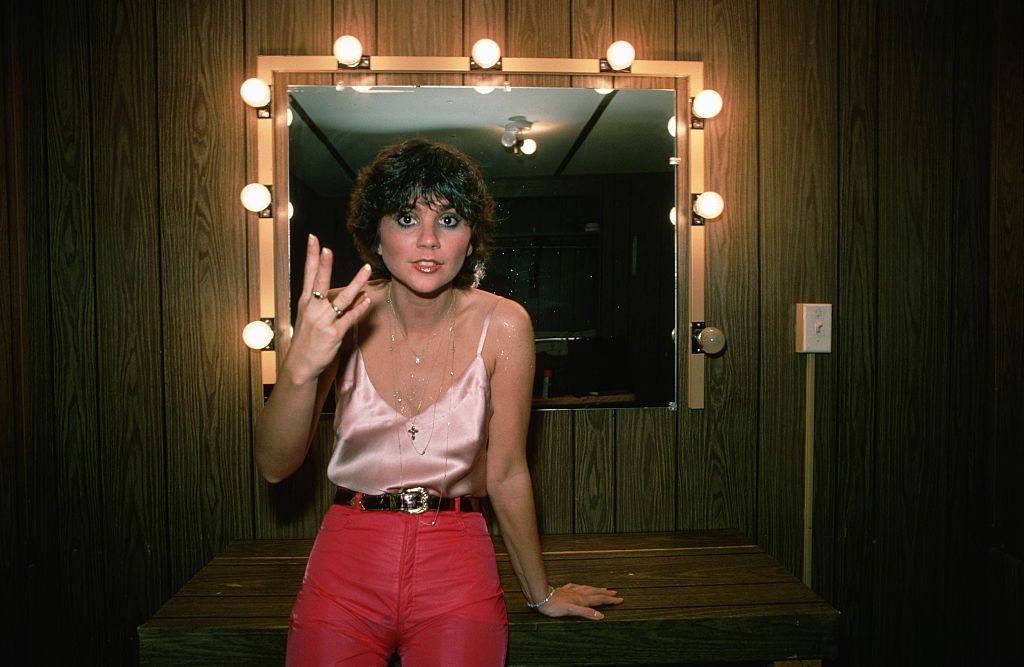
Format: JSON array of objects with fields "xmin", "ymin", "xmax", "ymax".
[
  {"xmin": 574, "ymin": 410, "xmax": 615, "ymax": 532},
  {"xmin": 90, "ymin": 0, "xmax": 168, "ymax": 659},
  {"xmin": 508, "ymin": 0, "xmax": 570, "ymax": 87},
  {"xmin": 377, "ymin": 0, "xmax": 462, "ymax": 86},
  {"xmin": 834, "ymin": 0, "xmax": 878, "ymax": 662},
  {"xmin": 989, "ymin": 0, "xmax": 1024, "ymax": 559},
  {"xmin": 874, "ymin": 0, "xmax": 954, "ymax": 662},
  {"xmin": 616, "ymin": 408, "xmax": 674, "ymax": 531},
  {"xmin": 157, "ymin": 0, "xmax": 252, "ymax": 589},
  {"xmin": 570, "ymin": 0, "xmax": 612, "ymax": 89},
  {"xmin": 43, "ymin": 0, "xmax": 106, "ymax": 661},
  {"xmin": 528, "ymin": 410, "xmax": 574, "ymax": 533},
  {"xmin": 676, "ymin": 0, "xmax": 758, "ymax": 537},
  {"xmin": 944, "ymin": 2, "xmax": 990, "ymax": 661},
  {"xmin": 248, "ymin": 0, "xmax": 332, "ymax": 56},
  {"xmin": 757, "ymin": 0, "xmax": 837, "ymax": 575},
  {"xmin": 333, "ymin": 0, "xmax": 378, "ymax": 87},
  {"xmin": 15, "ymin": 2, "xmax": 60, "ymax": 662}
]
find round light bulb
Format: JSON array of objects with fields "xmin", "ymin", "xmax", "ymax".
[
  {"xmin": 500, "ymin": 130, "xmax": 518, "ymax": 148},
  {"xmin": 520, "ymin": 138, "xmax": 537, "ymax": 155},
  {"xmin": 352, "ymin": 85, "xmax": 372, "ymax": 93},
  {"xmin": 240, "ymin": 183, "xmax": 271, "ymax": 213},
  {"xmin": 242, "ymin": 320, "xmax": 274, "ymax": 349},
  {"xmin": 287, "ymin": 201, "xmax": 294, "ymax": 219},
  {"xmin": 667, "ymin": 115, "xmax": 677, "ymax": 138},
  {"xmin": 333, "ymin": 35, "xmax": 363, "ymax": 67},
  {"xmin": 473, "ymin": 85, "xmax": 495, "ymax": 95},
  {"xmin": 605, "ymin": 40, "xmax": 636, "ymax": 71},
  {"xmin": 240, "ymin": 78, "xmax": 271, "ymax": 108},
  {"xmin": 471, "ymin": 38, "xmax": 501, "ymax": 69},
  {"xmin": 669, "ymin": 206, "xmax": 676, "ymax": 225},
  {"xmin": 692, "ymin": 89, "xmax": 723, "ymax": 119},
  {"xmin": 693, "ymin": 191, "xmax": 725, "ymax": 220},
  {"xmin": 594, "ymin": 87, "xmax": 615, "ymax": 95}
]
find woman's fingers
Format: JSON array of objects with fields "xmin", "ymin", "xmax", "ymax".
[
  {"xmin": 329, "ymin": 263, "xmax": 373, "ymax": 315},
  {"xmin": 299, "ymin": 234, "xmax": 321, "ymax": 301}
]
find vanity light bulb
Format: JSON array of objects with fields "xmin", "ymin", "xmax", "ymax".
[
  {"xmin": 605, "ymin": 40, "xmax": 636, "ymax": 71},
  {"xmin": 471, "ymin": 39, "xmax": 501, "ymax": 69},
  {"xmin": 692, "ymin": 89, "xmax": 723, "ymax": 119},
  {"xmin": 288, "ymin": 201, "xmax": 294, "ymax": 219},
  {"xmin": 352, "ymin": 85, "xmax": 372, "ymax": 93},
  {"xmin": 286, "ymin": 108, "xmax": 293, "ymax": 126},
  {"xmin": 333, "ymin": 35, "xmax": 363, "ymax": 67},
  {"xmin": 693, "ymin": 191, "xmax": 725, "ymax": 220},
  {"xmin": 520, "ymin": 138, "xmax": 537, "ymax": 155},
  {"xmin": 594, "ymin": 88, "xmax": 614, "ymax": 95},
  {"xmin": 667, "ymin": 115, "xmax": 677, "ymax": 138},
  {"xmin": 669, "ymin": 207, "xmax": 676, "ymax": 225},
  {"xmin": 474, "ymin": 86, "xmax": 495, "ymax": 95},
  {"xmin": 240, "ymin": 78, "xmax": 271, "ymax": 108},
  {"xmin": 240, "ymin": 183, "xmax": 272, "ymax": 213},
  {"xmin": 242, "ymin": 320, "xmax": 274, "ymax": 350}
]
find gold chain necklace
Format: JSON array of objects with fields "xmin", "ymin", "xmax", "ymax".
[
  {"xmin": 387, "ymin": 282, "xmax": 457, "ymax": 455},
  {"xmin": 388, "ymin": 282, "xmax": 455, "ymax": 366}
]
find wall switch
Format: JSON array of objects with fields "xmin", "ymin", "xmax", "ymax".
[{"xmin": 796, "ymin": 303, "xmax": 832, "ymax": 353}]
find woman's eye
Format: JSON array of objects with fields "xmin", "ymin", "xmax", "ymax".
[
  {"xmin": 396, "ymin": 214, "xmax": 415, "ymax": 226},
  {"xmin": 440, "ymin": 214, "xmax": 461, "ymax": 227}
]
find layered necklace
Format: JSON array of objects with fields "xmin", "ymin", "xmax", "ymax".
[{"xmin": 386, "ymin": 281, "xmax": 457, "ymax": 456}]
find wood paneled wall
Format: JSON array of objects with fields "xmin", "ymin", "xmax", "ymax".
[{"xmin": 5, "ymin": 0, "xmax": 1021, "ymax": 664}]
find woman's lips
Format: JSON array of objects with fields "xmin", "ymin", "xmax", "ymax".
[{"xmin": 411, "ymin": 260, "xmax": 442, "ymax": 273}]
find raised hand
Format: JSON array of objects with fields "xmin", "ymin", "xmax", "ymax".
[
  {"xmin": 283, "ymin": 234, "xmax": 373, "ymax": 384},
  {"xmin": 536, "ymin": 583, "xmax": 624, "ymax": 620}
]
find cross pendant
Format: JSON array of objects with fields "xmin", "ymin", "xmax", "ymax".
[{"xmin": 408, "ymin": 424, "xmax": 419, "ymax": 440}]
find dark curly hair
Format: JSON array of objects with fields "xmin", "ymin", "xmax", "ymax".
[{"xmin": 346, "ymin": 138, "xmax": 497, "ymax": 289}]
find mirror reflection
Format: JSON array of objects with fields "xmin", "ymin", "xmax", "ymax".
[{"xmin": 288, "ymin": 85, "xmax": 676, "ymax": 408}]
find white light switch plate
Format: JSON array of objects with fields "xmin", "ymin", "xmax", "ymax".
[{"xmin": 796, "ymin": 303, "xmax": 832, "ymax": 353}]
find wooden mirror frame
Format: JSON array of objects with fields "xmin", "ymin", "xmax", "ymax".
[{"xmin": 247, "ymin": 54, "xmax": 711, "ymax": 413}]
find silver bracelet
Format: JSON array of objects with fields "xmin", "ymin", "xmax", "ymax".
[{"xmin": 526, "ymin": 585, "xmax": 556, "ymax": 609}]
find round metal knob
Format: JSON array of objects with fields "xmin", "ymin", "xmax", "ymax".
[{"xmin": 695, "ymin": 326, "xmax": 726, "ymax": 355}]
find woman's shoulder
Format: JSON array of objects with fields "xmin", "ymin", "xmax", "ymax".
[{"xmin": 464, "ymin": 288, "xmax": 532, "ymax": 334}]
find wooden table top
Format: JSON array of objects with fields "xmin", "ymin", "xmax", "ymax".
[{"xmin": 140, "ymin": 530, "xmax": 839, "ymax": 665}]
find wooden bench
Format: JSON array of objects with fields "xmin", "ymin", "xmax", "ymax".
[{"xmin": 139, "ymin": 530, "xmax": 839, "ymax": 665}]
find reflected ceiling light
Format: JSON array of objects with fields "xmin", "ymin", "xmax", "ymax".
[
  {"xmin": 240, "ymin": 183, "xmax": 272, "ymax": 214},
  {"xmin": 474, "ymin": 85, "xmax": 495, "ymax": 95},
  {"xmin": 692, "ymin": 90, "xmax": 723, "ymax": 119},
  {"xmin": 242, "ymin": 320, "xmax": 274, "ymax": 350},
  {"xmin": 669, "ymin": 207, "xmax": 677, "ymax": 225},
  {"xmin": 500, "ymin": 129, "xmax": 518, "ymax": 148},
  {"xmin": 693, "ymin": 191, "xmax": 725, "ymax": 221},
  {"xmin": 470, "ymin": 38, "xmax": 501, "ymax": 69},
  {"xmin": 594, "ymin": 87, "xmax": 615, "ymax": 95},
  {"xmin": 333, "ymin": 35, "xmax": 365, "ymax": 67},
  {"xmin": 520, "ymin": 138, "xmax": 537, "ymax": 155},
  {"xmin": 667, "ymin": 115, "xmax": 677, "ymax": 137},
  {"xmin": 604, "ymin": 40, "xmax": 635, "ymax": 71},
  {"xmin": 352, "ymin": 85, "xmax": 372, "ymax": 93}
]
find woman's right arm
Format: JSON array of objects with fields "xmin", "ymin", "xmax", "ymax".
[{"xmin": 254, "ymin": 234, "xmax": 372, "ymax": 483}]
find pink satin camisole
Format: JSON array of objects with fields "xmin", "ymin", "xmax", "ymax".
[{"xmin": 326, "ymin": 305, "xmax": 496, "ymax": 498}]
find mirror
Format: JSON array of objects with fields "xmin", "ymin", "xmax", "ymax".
[{"xmin": 286, "ymin": 84, "xmax": 678, "ymax": 409}]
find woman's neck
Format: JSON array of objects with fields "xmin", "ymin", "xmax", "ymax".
[{"xmin": 387, "ymin": 281, "xmax": 456, "ymax": 335}]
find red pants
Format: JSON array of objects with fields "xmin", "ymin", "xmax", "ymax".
[{"xmin": 286, "ymin": 503, "xmax": 508, "ymax": 666}]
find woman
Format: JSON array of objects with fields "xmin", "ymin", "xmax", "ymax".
[{"xmin": 255, "ymin": 139, "xmax": 622, "ymax": 666}]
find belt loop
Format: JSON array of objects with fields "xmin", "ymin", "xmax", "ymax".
[{"xmin": 454, "ymin": 496, "xmax": 462, "ymax": 514}]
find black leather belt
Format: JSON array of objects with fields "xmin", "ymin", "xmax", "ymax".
[{"xmin": 334, "ymin": 487, "xmax": 482, "ymax": 514}]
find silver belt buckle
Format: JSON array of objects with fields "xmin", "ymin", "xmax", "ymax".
[{"xmin": 400, "ymin": 487, "xmax": 430, "ymax": 514}]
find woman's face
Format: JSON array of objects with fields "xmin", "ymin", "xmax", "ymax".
[{"xmin": 377, "ymin": 197, "xmax": 472, "ymax": 296}]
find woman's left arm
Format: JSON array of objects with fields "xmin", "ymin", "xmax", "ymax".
[{"xmin": 485, "ymin": 298, "xmax": 623, "ymax": 620}]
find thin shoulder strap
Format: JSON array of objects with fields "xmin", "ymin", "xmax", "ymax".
[{"xmin": 476, "ymin": 297, "xmax": 502, "ymax": 356}]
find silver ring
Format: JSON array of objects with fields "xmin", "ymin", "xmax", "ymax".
[
  {"xmin": 331, "ymin": 304, "xmax": 344, "ymax": 318},
  {"xmin": 311, "ymin": 290, "xmax": 325, "ymax": 300}
]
